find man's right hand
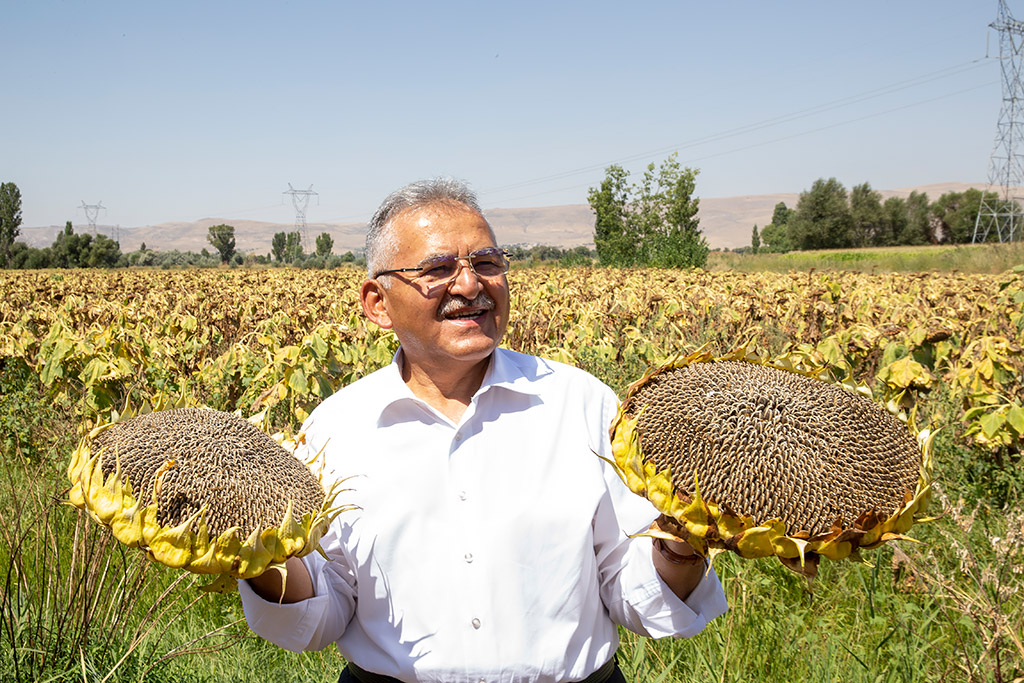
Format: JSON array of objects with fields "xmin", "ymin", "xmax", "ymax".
[{"xmin": 246, "ymin": 556, "xmax": 315, "ymax": 603}]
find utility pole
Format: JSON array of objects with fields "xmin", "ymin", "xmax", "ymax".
[
  {"xmin": 283, "ymin": 184, "xmax": 318, "ymax": 252},
  {"xmin": 79, "ymin": 201, "xmax": 106, "ymax": 235},
  {"xmin": 974, "ymin": 0, "xmax": 1024, "ymax": 243}
]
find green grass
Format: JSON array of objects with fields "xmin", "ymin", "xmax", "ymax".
[{"xmin": 709, "ymin": 241, "xmax": 1024, "ymax": 274}]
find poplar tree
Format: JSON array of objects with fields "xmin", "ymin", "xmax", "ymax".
[{"xmin": 0, "ymin": 182, "xmax": 23, "ymax": 268}]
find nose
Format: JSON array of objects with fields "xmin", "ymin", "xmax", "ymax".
[{"xmin": 447, "ymin": 256, "xmax": 484, "ymax": 297}]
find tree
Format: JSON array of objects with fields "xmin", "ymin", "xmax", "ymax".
[
  {"xmin": 86, "ymin": 234, "xmax": 122, "ymax": 268},
  {"xmin": 0, "ymin": 182, "xmax": 23, "ymax": 268},
  {"xmin": 850, "ymin": 182, "xmax": 885, "ymax": 247},
  {"xmin": 285, "ymin": 231, "xmax": 303, "ymax": 262},
  {"xmin": 587, "ymin": 153, "xmax": 707, "ymax": 268},
  {"xmin": 880, "ymin": 197, "xmax": 908, "ymax": 246},
  {"xmin": 901, "ymin": 191, "xmax": 932, "ymax": 245},
  {"xmin": 931, "ymin": 188, "xmax": 995, "ymax": 244},
  {"xmin": 759, "ymin": 202, "xmax": 792, "ymax": 253},
  {"xmin": 759, "ymin": 222, "xmax": 792, "ymax": 252},
  {"xmin": 750, "ymin": 225, "xmax": 760, "ymax": 254},
  {"xmin": 50, "ymin": 222, "xmax": 92, "ymax": 267},
  {"xmin": 788, "ymin": 177, "xmax": 854, "ymax": 250},
  {"xmin": 207, "ymin": 223, "xmax": 236, "ymax": 264},
  {"xmin": 771, "ymin": 201, "xmax": 792, "ymax": 228},
  {"xmin": 272, "ymin": 232, "xmax": 287, "ymax": 262},
  {"xmin": 587, "ymin": 165, "xmax": 633, "ymax": 266},
  {"xmin": 316, "ymin": 232, "xmax": 334, "ymax": 258}
]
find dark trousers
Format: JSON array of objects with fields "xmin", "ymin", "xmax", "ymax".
[{"xmin": 338, "ymin": 658, "xmax": 628, "ymax": 683}]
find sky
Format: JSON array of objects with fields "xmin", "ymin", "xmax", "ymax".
[{"xmin": 1, "ymin": 1, "xmax": 1010, "ymax": 229}]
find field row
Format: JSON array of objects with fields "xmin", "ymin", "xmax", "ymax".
[{"xmin": 1, "ymin": 266, "xmax": 1022, "ymax": 450}]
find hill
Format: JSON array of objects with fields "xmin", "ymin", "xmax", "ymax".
[{"xmin": 19, "ymin": 182, "xmax": 988, "ymax": 254}]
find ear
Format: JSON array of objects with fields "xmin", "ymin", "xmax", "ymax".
[{"xmin": 361, "ymin": 279, "xmax": 394, "ymax": 329}]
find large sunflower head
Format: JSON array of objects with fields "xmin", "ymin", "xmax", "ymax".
[
  {"xmin": 610, "ymin": 348, "xmax": 933, "ymax": 577},
  {"xmin": 67, "ymin": 407, "xmax": 351, "ymax": 592}
]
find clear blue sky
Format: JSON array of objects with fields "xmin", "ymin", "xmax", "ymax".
[{"xmin": 2, "ymin": 1, "xmax": 1006, "ymax": 228}]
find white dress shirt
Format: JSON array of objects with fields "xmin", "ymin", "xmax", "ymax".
[{"xmin": 240, "ymin": 348, "xmax": 728, "ymax": 683}]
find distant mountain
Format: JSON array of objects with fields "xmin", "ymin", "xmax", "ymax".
[{"xmin": 20, "ymin": 182, "xmax": 987, "ymax": 254}]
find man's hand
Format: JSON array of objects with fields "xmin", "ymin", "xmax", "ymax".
[
  {"xmin": 246, "ymin": 556, "xmax": 315, "ymax": 603},
  {"xmin": 649, "ymin": 514, "xmax": 706, "ymax": 601}
]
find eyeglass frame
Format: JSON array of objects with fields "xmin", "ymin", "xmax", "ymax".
[{"xmin": 371, "ymin": 247, "xmax": 512, "ymax": 287}]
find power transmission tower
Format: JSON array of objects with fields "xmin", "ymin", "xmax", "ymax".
[
  {"xmin": 974, "ymin": 0, "xmax": 1024, "ymax": 243},
  {"xmin": 79, "ymin": 201, "xmax": 106, "ymax": 235},
  {"xmin": 283, "ymin": 184, "xmax": 318, "ymax": 251}
]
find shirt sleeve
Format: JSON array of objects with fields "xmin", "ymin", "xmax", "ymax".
[
  {"xmin": 238, "ymin": 415, "xmax": 360, "ymax": 652},
  {"xmin": 238, "ymin": 517, "xmax": 359, "ymax": 652},
  {"xmin": 589, "ymin": 382, "xmax": 729, "ymax": 638}
]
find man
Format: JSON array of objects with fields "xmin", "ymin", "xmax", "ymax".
[{"xmin": 240, "ymin": 178, "xmax": 728, "ymax": 682}]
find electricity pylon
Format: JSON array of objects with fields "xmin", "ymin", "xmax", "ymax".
[
  {"xmin": 79, "ymin": 201, "xmax": 106, "ymax": 235},
  {"xmin": 974, "ymin": 0, "xmax": 1024, "ymax": 243},
  {"xmin": 283, "ymin": 184, "xmax": 318, "ymax": 251}
]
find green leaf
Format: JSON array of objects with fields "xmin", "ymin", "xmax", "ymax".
[
  {"xmin": 980, "ymin": 411, "xmax": 1006, "ymax": 440},
  {"xmin": 308, "ymin": 332, "xmax": 328, "ymax": 359},
  {"xmin": 81, "ymin": 358, "xmax": 107, "ymax": 386},
  {"xmin": 1005, "ymin": 404, "xmax": 1024, "ymax": 436},
  {"xmin": 286, "ymin": 367, "xmax": 307, "ymax": 395}
]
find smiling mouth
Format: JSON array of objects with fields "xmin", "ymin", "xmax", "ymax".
[
  {"xmin": 443, "ymin": 308, "xmax": 488, "ymax": 321},
  {"xmin": 438, "ymin": 294, "xmax": 495, "ymax": 322}
]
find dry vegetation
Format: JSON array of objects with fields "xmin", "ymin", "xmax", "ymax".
[{"xmin": 1, "ymin": 259, "xmax": 1022, "ymax": 681}]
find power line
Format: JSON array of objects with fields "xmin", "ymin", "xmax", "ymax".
[
  {"xmin": 484, "ymin": 59, "xmax": 989, "ymax": 198},
  {"xmin": 487, "ymin": 80, "xmax": 996, "ymax": 206}
]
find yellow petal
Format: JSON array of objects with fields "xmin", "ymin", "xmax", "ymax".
[
  {"xmin": 261, "ymin": 527, "xmax": 286, "ymax": 564},
  {"xmin": 139, "ymin": 503, "xmax": 163, "ymax": 547},
  {"xmin": 148, "ymin": 510, "xmax": 202, "ymax": 569},
  {"xmin": 277, "ymin": 500, "xmax": 306, "ymax": 558},
  {"xmin": 213, "ymin": 528, "xmax": 243, "ymax": 573},
  {"xmin": 109, "ymin": 491, "xmax": 144, "ymax": 547},
  {"xmin": 235, "ymin": 526, "xmax": 273, "ymax": 579}
]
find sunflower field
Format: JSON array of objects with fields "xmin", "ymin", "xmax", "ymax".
[{"xmin": 1, "ymin": 262, "xmax": 1022, "ymax": 682}]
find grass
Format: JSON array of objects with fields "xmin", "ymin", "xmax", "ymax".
[{"xmin": 708, "ymin": 241, "xmax": 1024, "ymax": 274}]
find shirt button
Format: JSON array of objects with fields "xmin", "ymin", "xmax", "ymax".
[
  {"xmin": 455, "ymin": 433, "xmax": 462, "ymax": 441},
  {"xmin": 464, "ymin": 553, "xmax": 473, "ymax": 563},
  {"xmin": 471, "ymin": 617, "xmax": 481, "ymax": 629},
  {"xmin": 458, "ymin": 491, "xmax": 467, "ymax": 501}
]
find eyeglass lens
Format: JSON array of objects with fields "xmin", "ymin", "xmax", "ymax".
[{"xmin": 418, "ymin": 249, "xmax": 508, "ymax": 284}]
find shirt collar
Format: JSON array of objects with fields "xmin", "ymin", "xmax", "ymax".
[
  {"xmin": 377, "ymin": 347, "xmax": 551, "ymax": 417},
  {"xmin": 479, "ymin": 347, "xmax": 551, "ymax": 397}
]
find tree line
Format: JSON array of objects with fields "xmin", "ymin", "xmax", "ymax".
[
  {"xmin": 0, "ymin": 180, "xmax": 601, "ymax": 270},
  {"xmin": 0, "ymin": 182, "xmax": 366, "ymax": 270},
  {"xmin": 748, "ymin": 178, "xmax": 1004, "ymax": 253}
]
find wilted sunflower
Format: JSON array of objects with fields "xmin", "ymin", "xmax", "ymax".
[
  {"xmin": 610, "ymin": 348, "xmax": 933, "ymax": 577},
  {"xmin": 66, "ymin": 407, "xmax": 351, "ymax": 592}
]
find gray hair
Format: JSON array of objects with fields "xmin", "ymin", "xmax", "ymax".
[{"xmin": 365, "ymin": 177, "xmax": 487, "ymax": 279}]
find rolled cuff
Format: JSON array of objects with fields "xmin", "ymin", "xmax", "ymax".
[{"xmin": 618, "ymin": 537, "xmax": 728, "ymax": 639}]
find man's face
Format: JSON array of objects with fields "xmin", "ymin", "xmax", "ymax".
[{"xmin": 368, "ymin": 202, "xmax": 510, "ymax": 372}]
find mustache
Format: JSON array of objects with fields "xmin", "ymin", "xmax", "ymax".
[{"xmin": 437, "ymin": 293, "xmax": 495, "ymax": 318}]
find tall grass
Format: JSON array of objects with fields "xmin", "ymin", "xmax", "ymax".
[
  {"xmin": 709, "ymin": 242, "xmax": 1024, "ymax": 274},
  {"xmin": 0, "ymin": 451, "xmax": 249, "ymax": 682}
]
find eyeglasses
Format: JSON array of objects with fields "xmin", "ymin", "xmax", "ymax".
[{"xmin": 373, "ymin": 247, "xmax": 511, "ymax": 287}]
